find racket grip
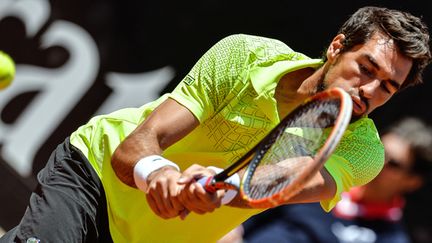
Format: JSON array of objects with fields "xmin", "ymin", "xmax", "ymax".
[
  {"xmin": 196, "ymin": 174, "xmax": 239, "ymax": 205},
  {"xmin": 197, "ymin": 176, "xmax": 216, "ymax": 192},
  {"xmin": 179, "ymin": 174, "xmax": 240, "ymax": 220}
]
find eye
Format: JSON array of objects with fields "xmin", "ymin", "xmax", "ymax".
[
  {"xmin": 380, "ymin": 80, "xmax": 399, "ymax": 94},
  {"xmin": 359, "ymin": 64, "xmax": 374, "ymax": 78},
  {"xmin": 380, "ymin": 81, "xmax": 391, "ymax": 93}
]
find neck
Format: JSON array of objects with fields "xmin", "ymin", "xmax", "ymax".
[
  {"xmin": 297, "ymin": 64, "xmax": 327, "ymax": 95},
  {"xmin": 275, "ymin": 67, "xmax": 324, "ymax": 118},
  {"xmin": 275, "ymin": 68, "xmax": 315, "ymax": 117}
]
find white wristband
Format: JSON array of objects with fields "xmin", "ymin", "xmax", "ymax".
[
  {"xmin": 206, "ymin": 166, "xmax": 240, "ymax": 205},
  {"xmin": 133, "ymin": 155, "xmax": 180, "ymax": 192}
]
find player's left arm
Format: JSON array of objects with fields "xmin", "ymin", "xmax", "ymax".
[
  {"xmin": 226, "ymin": 167, "xmax": 337, "ymax": 208},
  {"xmin": 111, "ymin": 98, "xmax": 203, "ymax": 219}
]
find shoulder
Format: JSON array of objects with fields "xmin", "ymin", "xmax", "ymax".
[
  {"xmin": 218, "ymin": 34, "xmax": 292, "ymax": 53},
  {"xmin": 219, "ymin": 34, "xmax": 310, "ymax": 67},
  {"xmin": 339, "ymin": 117, "xmax": 385, "ymax": 186}
]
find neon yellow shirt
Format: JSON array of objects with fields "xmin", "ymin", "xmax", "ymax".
[{"xmin": 70, "ymin": 34, "xmax": 384, "ymax": 243}]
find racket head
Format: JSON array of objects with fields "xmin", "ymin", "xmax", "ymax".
[{"xmin": 239, "ymin": 87, "xmax": 352, "ymax": 208}]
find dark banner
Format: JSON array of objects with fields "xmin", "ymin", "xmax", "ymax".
[{"xmin": 0, "ymin": 0, "xmax": 431, "ymax": 240}]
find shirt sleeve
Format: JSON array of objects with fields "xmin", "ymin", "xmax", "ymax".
[
  {"xmin": 320, "ymin": 117, "xmax": 385, "ymax": 211},
  {"xmin": 169, "ymin": 34, "xmax": 249, "ymax": 122}
]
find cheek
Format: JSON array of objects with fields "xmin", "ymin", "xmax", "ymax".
[
  {"xmin": 370, "ymin": 92, "xmax": 393, "ymax": 110},
  {"xmin": 381, "ymin": 94, "xmax": 393, "ymax": 105},
  {"xmin": 325, "ymin": 61, "xmax": 361, "ymax": 87}
]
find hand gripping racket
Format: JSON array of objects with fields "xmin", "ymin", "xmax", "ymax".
[{"xmin": 197, "ymin": 87, "xmax": 352, "ymax": 208}]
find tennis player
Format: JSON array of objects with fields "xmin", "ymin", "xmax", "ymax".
[{"xmin": 1, "ymin": 6, "xmax": 430, "ymax": 243}]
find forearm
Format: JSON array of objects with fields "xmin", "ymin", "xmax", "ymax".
[
  {"xmin": 111, "ymin": 98, "xmax": 200, "ymax": 188},
  {"xmin": 285, "ymin": 167, "xmax": 336, "ymax": 204},
  {"xmin": 226, "ymin": 167, "xmax": 336, "ymax": 208},
  {"xmin": 111, "ymin": 127, "xmax": 162, "ymax": 187}
]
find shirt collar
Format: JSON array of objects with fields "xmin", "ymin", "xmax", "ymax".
[
  {"xmin": 249, "ymin": 58, "xmax": 324, "ymax": 96},
  {"xmin": 248, "ymin": 58, "xmax": 323, "ymax": 123}
]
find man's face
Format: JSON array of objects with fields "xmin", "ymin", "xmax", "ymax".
[{"xmin": 322, "ymin": 32, "xmax": 413, "ymax": 118}]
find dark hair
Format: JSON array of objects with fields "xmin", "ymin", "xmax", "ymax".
[
  {"xmin": 336, "ymin": 6, "xmax": 432, "ymax": 89},
  {"xmin": 385, "ymin": 117, "xmax": 432, "ymax": 177}
]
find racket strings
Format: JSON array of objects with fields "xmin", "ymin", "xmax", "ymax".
[{"xmin": 244, "ymin": 99, "xmax": 341, "ymax": 200}]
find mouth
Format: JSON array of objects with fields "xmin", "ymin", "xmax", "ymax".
[{"xmin": 350, "ymin": 95, "xmax": 367, "ymax": 116}]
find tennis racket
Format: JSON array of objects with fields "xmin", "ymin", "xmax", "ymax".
[{"xmin": 196, "ymin": 87, "xmax": 352, "ymax": 208}]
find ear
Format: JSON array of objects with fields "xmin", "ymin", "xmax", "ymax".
[{"xmin": 326, "ymin": 34, "xmax": 345, "ymax": 62}]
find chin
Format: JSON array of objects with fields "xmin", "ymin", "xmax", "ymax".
[
  {"xmin": 350, "ymin": 114, "xmax": 366, "ymax": 123},
  {"xmin": 351, "ymin": 106, "xmax": 370, "ymax": 122}
]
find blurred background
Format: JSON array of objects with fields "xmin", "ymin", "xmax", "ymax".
[{"xmin": 0, "ymin": 0, "xmax": 431, "ymax": 241}]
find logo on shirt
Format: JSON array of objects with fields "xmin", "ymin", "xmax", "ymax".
[{"xmin": 183, "ymin": 74, "xmax": 195, "ymax": 85}]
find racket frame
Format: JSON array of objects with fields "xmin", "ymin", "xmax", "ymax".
[
  {"xmin": 203, "ymin": 87, "xmax": 352, "ymax": 208},
  {"xmin": 240, "ymin": 87, "xmax": 352, "ymax": 207}
]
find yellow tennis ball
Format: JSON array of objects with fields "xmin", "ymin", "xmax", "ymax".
[{"xmin": 0, "ymin": 51, "xmax": 16, "ymax": 90}]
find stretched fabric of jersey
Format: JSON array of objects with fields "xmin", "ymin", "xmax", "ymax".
[{"xmin": 70, "ymin": 34, "xmax": 384, "ymax": 243}]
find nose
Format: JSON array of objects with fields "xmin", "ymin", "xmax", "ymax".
[{"xmin": 359, "ymin": 79, "xmax": 380, "ymax": 99}]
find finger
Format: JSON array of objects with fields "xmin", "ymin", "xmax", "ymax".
[
  {"xmin": 146, "ymin": 193, "xmax": 162, "ymax": 217},
  {"xmin": 181, "ymin": 183, "xmax": 212, "ymax": 214},
  {"xmin": 171, "ymin": 196, "xmax": 185, "ymax": 213},
  {"xmin": 177, "ymin": 182, "xmax": 198, "ymax": 211},
  {"xmin": 147, "ymin": 181, "xmax": 177, "ymax": 219},
  {"xmin": 215, "ymin": 189, "xmax": 226, "ymax": 205},
  {"xmin": 170, "ymin": 184, "xmax": 186, "ymax": 212},
  {"xmin": 179, "ymin": 209, "xmax": 190, "ymax": 220},
  {"xmin": 189, "ymin": 181, "xmax": 221, "ymax": 211},
  {"xmin": 177, "ymin": 174, "xmax": 194, "ymax": 184},
  {"xmin": 178, "ymin": 164, "xmax": 206, "ymax": 184},
  {"xmin": 160, "ymin": 182, "xmax": 184, "ymax": 218},
  {"xmin": 147, "ymin": 191, "xmax": 170, "ymax": 218},
  {"xmin": 178, "ymin": 183, "xmax": 204, "ymax": 214}
]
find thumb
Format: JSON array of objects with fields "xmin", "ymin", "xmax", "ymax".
[{"xmin": 177, "ymin": 174, "xmax": 194, "ymax": 184}]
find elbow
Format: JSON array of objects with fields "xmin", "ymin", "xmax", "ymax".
[{"xmin": 111, "ymin": 145, "xmax": 137, "ymax": 188}]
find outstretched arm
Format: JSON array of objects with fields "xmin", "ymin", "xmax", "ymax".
[
  {"xmin": 112, "ymin": 98, "xmax": 199, "ymax": 186},
  {"xmin": 225, "ymin": 166, "xmax": 337, "ymax": 209},
  {"xmin": 111, "ymin": 98, "xmax": 199, "ymax": 218}
]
